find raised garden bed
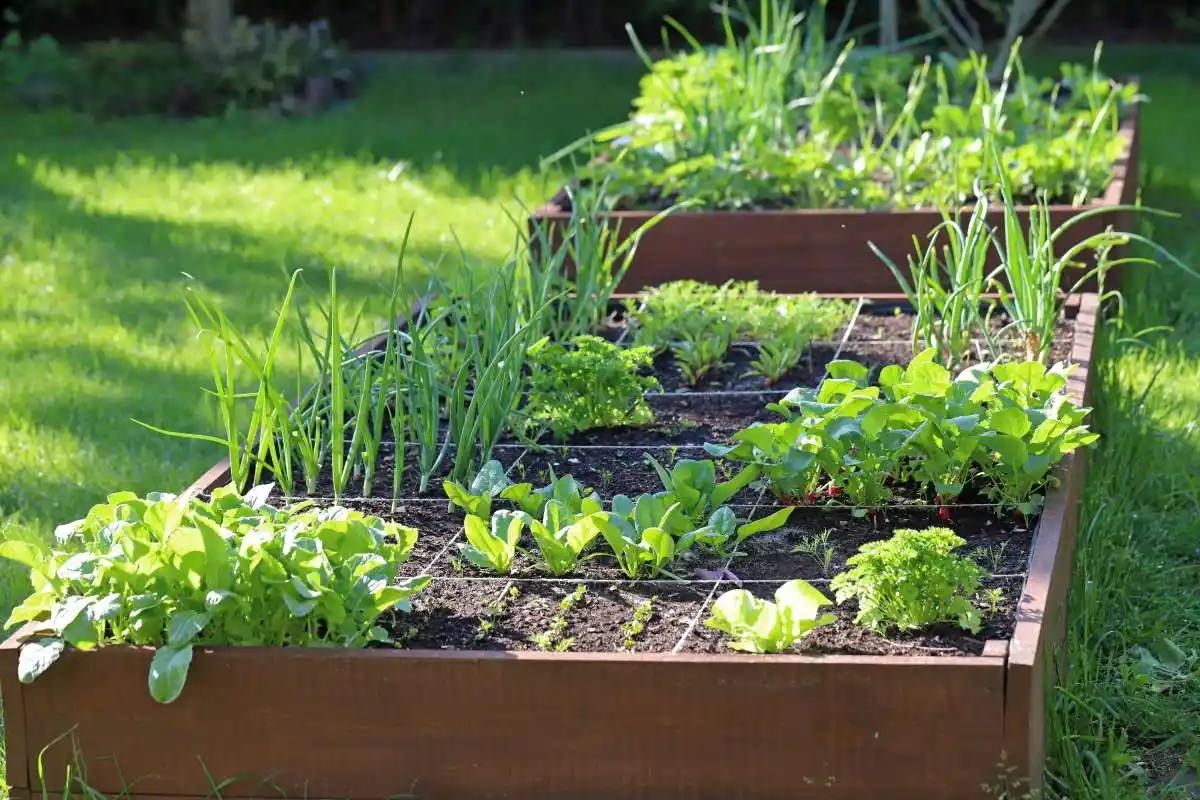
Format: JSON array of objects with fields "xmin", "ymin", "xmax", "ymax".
[
  {"xmin": 0, "ymin": 293, "xmax": 1098, "ymax": 800},
  {"xmin": 533, "ymin": 102, "xmax": 1139, "ymax": 295}
]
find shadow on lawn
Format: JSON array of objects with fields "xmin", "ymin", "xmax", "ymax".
[
  {"xmin": 0, "ymin": 57, "xmax": 643, "ymax": 198},
  {"xmin": 0, "ymin": 170, "xmax": 475, "ymax": 336}
]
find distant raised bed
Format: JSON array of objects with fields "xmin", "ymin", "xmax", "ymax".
[
  {"xmin": 531, "ymin": 4, "xmax": 1142, "ymax": 294},
  {"xmin": 0, "ymin": 289, "xmax": 1099, "ymax": 800}
]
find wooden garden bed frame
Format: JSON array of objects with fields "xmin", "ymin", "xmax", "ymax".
[
  {"xmin": 531, "ymin": 101, "xmax": 1140, "ymax": 295},
  {"xmin": 0, "ymin": 294, "xmax": 1099, "ymax": 800}
]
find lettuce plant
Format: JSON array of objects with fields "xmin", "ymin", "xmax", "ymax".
[
  {"xmin": 0, "ymin": 484, "xmax": 427, "ymax": 704},
  {"xmin": 706, "ymin": 580, "xmax": 836, "ymax": 653},
  {"xmin": 829, "ymin": 527, "xmax": 984, "ymax": 634}
]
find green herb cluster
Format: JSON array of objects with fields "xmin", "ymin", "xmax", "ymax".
[
  {"xmin": 707, "ymin": 350, "xmax": 1098, "ymax": 515},
  {"xmin": 522, "ymin": 335, "xmax": 659, "ymax": 438},
  {"xmin": 629, "ymin": 280, "xmax": 854, "ymax": 385},
  {"xmin": 829, "ymin": 527, "xmax": 986, "ymax": 634},
  {"xmin": 0, "ymin": 484, "xmax": 428, "ymax": 703}
]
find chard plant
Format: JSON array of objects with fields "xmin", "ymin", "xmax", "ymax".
[
  {"xmin": 521, "ymin": 498, "xmax": 607, "ymax": 577},
  {"xmin": 829, "ymin": 527, "xmax": 984, "ymax": 634},
  {"xmin": 443, "ymin": 459, "xmax": 518, "ymax": 518},
  {"xmin": 679, "ymin": 505, "xmax": 796, "ymax": 559},
  {"xmin": 0, "ymin": 484, "xmax": 427, "ymax": 703},
  {"xmin": 706, "ymin": 579, "xmax": 836, "ymax": 653}
]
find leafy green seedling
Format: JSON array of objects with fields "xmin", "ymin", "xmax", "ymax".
[
  {"xmin": 678, "ymin": 505, "xmax": 796, "ymax": 559},
  {"xmin": 830, "ymin": 527, "xmax": 984, "ymax": 634},
  {"xmin": 705, "ymin": 580, "xmax": 836, "ymax": 653},
  {"xmin": 622, "ymin": 595, "xmax": 657, "ymax": 650},
  {"xmin": 595, "ymin": 494, "xmax": 690, "ymax": 580},
  {"xmin": 524, "ymin": 496, "xmax": 607, "ymax": 576},
  {"xmin": 459, "ymin": 511, "xmax": 526, "ymax": 574},
  {"xmin": 443, "ymin": 459, "xmax": 514, "ymax": 517},
  {"xmin": 645, "ymin": 455, "xmax": 757, "ymax": 523}
]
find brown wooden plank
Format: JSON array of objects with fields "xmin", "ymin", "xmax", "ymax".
[
  {"xmin": 532, "ymin": 103, "xmax": 1139, "ymax": 296},
  {"xmin": 0, "ymin": 630, "xmax": 30, "ymax": 793},
  {"xmin": 1003, "ymin": 293, "xmax": 1098, "ymax": 794},
  {"xmin": 19, "ymin": 646, "xmax": 1006, "ymax": 800}
]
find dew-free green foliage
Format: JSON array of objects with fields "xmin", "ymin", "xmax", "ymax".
[
  {"xmin": 0, "ymin": 484, "xmax": 427, "ymax": 704},
  {"xmin": 552, "ymin": 2, "xmax": 1137, "ymax": 212},
  {"xmin": 522, "ymin": 335, "xmax": 659, "ymax": 438},
  {"xmin": 707, "ymin": 350, "xmax": 1098, "ymax": 513},
  {"xmin": 830, "ymin": 527, "xmax": 984, "ymax": 634},
  {"xmin": 706, "ymin": 579, "xmax": 836, "ymax": 653},
  {"xmin": 459, "ymin": 511, "xmax": 525, "ymax": 575},
  {"xmin": 629, "ymin": 280, "xmax": 854, "ymax": 385},
  {"xmin": 644, "ymin": 455, "xmax": 756, "ymax": 523}
]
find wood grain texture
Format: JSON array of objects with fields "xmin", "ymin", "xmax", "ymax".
[
  {"xmin": 1004, "ymin": 293, "xmax": 1098, "ymax": 794},
  {"xmin": 0, "ymin": 632, "xmax": 30, "ymax": 793},
  {"xmin": 16, "ymin": 645, "xmax": 1007, "ymax": 800},
  {"xmin": 531, "ymin": 106, "xmax": 1139, "ymax": 295}
]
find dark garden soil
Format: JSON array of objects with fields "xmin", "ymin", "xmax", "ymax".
[{"xmin": 244, "ymin": 305, "xmax": 1084, "ymax": 657}]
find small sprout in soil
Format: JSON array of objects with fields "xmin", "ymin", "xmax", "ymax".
[
  {"xmin": 622, "ymin": 595, "xmax": 658, "ymax": 651},
  {"xmin": 668, "ymin": 445, "xmax": 680, "ymax": 465},
  {"xmin": 394, "ymin": 624, "xmax": 419, "ymax": 647},
  {"xmin": 475, "ymin": 584, "xmax": 521, "ymax": 642},
  {"xmin": 969, "ymin": 542, "xmax": 1010, "ymax": 573},
  {"xmin": 515, "ymin": 462, "xmax": 528, "ymax": 482},
  {"xmin": 979, "ymin": 587, "xmax": 1005, "ymax": 617},
  {"xmin": 449, "ymin": 555, "xmax": 465, "ymax": 575},
  {"xmin": 529, "ymin": 584, "xmax": 588, "ymax": 652},
  {"xmin": 792, "ymin": 531, "xmax": 837, "ymax": 577},
  {"xmin": 598, "ymin": 468, "xmax": 614, "ymax": 490}
]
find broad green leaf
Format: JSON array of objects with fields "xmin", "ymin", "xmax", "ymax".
[
  {"xmin": 775, "ymin": 580, "xmax": 833, "ymax": 626},
  {"xmin": 712, "ymin": 464, "xmax": 759, "ymax": 507},
  {"xmin": 443, "ymin": 481, "xmax": 492, "ymax": 517},
  {"xmin": 243, "ymin": 483, "xmax": 275, "ymax": 508},
  {"xmin": 148, "ymin": 644, "xmax": 194, "ymax": 704},
  {"xmin": 469, "ymin": 460, "xmax": 512, "ymax": 497},
  {"xmin": 0, "ymin": 540, "xmax": 48, "ymax": 572},
  {"xmin": 989, "ymin": 407, "xmax": 1033, "ymax": 438},
  {"xmin": 825, "ymin": 359, "xmax": 870, "ymax": 382},
  {"xmin": 736, "ymin": 506, "xmax": 795, "ymax": 542},
  {"xmin": 167, "ymin": 610, "xmax": 211, "ymax": 647},
  {"xmin": 18, "ymin": 638, "xmax": 65, "ymax": 683}
]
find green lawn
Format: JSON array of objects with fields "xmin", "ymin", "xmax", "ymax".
[{"xmin": 1, "ymin": 48, "xmax": 1199, "ymax": 800}]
